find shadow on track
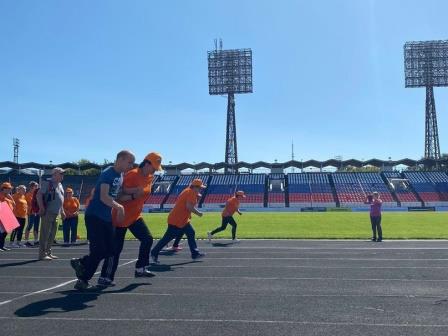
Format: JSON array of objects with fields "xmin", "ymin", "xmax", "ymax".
[
  {"xmin": 149, "ymin": 260, "xmax": 202, "ymax": 273},
  {"xmin": 0, "ymin": 259, "xmax": 40, "ymax": 268},
  {"xmin": 14, "ymin": 283, "xmax": 150, "ymax": 317}
]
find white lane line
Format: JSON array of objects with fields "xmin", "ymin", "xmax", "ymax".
[
  {"xmin": 0, "ymin": 316, "xmax": 447, "ymax": 328},
  {"xmin": 3, "ymin": 265, "xmax": 448, "ymax": 270},
  {"xmin": 1, "ymin": 275, "xmax": 446, "ymax": 282},
  {"xmin": 0, "ymin": 291, "xmax": 441, "ymax": 299},
  {"xmin": 0, "ymin": 259, "xmax": 137, "ymax": 306},
  {"xmin": 5, "ymin": 257, "xmax": 448, "ymax": 261},
  {"xmin": 0, "ymin": 258, "xmax": 136, "ymax": 262}
]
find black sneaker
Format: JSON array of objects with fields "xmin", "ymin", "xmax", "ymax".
[
  {"xmin": 70, "ymin": 258, "xmax": 85, "ymax": 279},
  {"xmin": 150, "ymin": 255, "xmax": 160, "ymax": 265},
  {"xmin": 192, "ymin": 252, "xmax": 206, "ymax": 260},
  {"xmin": 25, "ymin": 242, "xmax": 34, "ymax": 247},
  {"xmin": 74, "ymin": 279, "xmax": 91, "ymax": 291},
  {"xmin": 371, "ymin": 238, "xmax": 377, "ymax": 242},
  {"xmin": 135, "ymin": 267, "xmax": 156, "ymax": 278},
  {"xmin": 376, "ymin": 238, "xmax": 383, "ymax": 242},
  {"xmin": 97, "ymin": 277, "xmax": 115, "ymax": 289}
]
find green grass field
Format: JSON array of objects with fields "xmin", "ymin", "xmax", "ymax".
[{"xmin": 56, "ymin": 212, "xmax": 448, "ymax": 240}]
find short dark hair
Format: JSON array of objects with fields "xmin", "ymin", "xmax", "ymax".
[
  {"xmin": 29, "ymin": 181, "xmax": 38, "ymax": 187},
  {"xmin": 116, "ymin": 150, "xmax": 134, "ymax": 161}
]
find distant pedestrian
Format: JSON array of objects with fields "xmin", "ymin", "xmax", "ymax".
[
  {"xmin": 366, "ymin": 192, "xmax": 382, "ymax": 242},
  {"xmin": 36, "ymin": 167, "xmax": 65, "ymax": 260},
  {"xmin": 24, "ymin": 181, "xmax": 40, "ymax": 247},
  {"xmin": 10, "ymin": 185, "xmax": 28, "ymax": 247},
  {"xmin": 62, "ymin": 187, "xmax": 80, "ymax": 245}
]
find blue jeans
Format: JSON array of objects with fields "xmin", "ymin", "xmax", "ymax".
[
  {"xmin": 63, "ymin": 216, "xmax": 78, "ymax": 243},
  {"xmin": 151, "ymin": 223, "xmax": 199, "ymax": 258}
]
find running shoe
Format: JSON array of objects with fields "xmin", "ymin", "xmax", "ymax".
[
  {"xmin": 70, "ymin": 258, "xmax": 85, "ymax": 279},
  {"xmin": 74, "ymin": 279, "xmax": 91, "ymax": 291},
  {"xmin": 232, "ymin": 239, "xmax": 240, "ymax": 243},
  {"xmin": 207, "ymin": 232, "xmax": 212, "ymax": 243},
  {"xmin": 97, "ymin": 277, "xmax": 115, "ymax": 288},
  {"xmin": 192, "ymin": 252, "xmax": 206, "ymax": 260},
  {"xmin": 135, "ymin": 267, "xmax": 156, "ymax": 278},
  {"xmin": 150, "ymin": 255, "xmax": 160, "ymax": 265}
]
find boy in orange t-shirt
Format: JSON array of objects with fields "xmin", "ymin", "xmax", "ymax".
[
  {"xmin": 10, "ymin": 185, "xmax": 28, "ymax": 247},
  {"xmin": 98, "ymin": 152, "xmax": 162, "ymax": 287},
  {"xmin": 150, "ymin": 178, "xmax": 206, "ymax": 264},
  {"xmin": 208, "ymin": 191, "xmax": 245, "ymax": 243},
  {"xmin": 0, "ymin": 182, "xmax": 15, "ymax": 251},
  {"xmin": 62, "ymin": 188, "xmax": 80, "ymax": 245}
]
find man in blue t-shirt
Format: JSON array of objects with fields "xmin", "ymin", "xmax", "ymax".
[{"xmin": 70, "ymin": 150, "xmax": 135, "ymax": 290}]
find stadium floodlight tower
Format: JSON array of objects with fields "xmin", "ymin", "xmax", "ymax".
[
  {"xmin": 404, "ymin": 40, "xmax": 448, "ymax": 161},
  {"xmin": 208, "ymin": 39, "xmax": 253, "ymax": 173}
]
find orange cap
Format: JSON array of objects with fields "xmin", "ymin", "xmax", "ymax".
[
  {"xmin": 236, "ymin": 190, "xmax": 246, "ymax": 198},
  {"xmin": 1, "ymin": 182, "xmax": 13, "ymax": 190},
  {"xmin": 144, "ymin": 152, "xmax": 163, "ymax": 171},
  {"xmin": 66, "ymin": 188, "xmax": 73, "ymax": 193},
  {"xmin": 190, "ymin": 178, "xmax": 206, "ymax": 188}
]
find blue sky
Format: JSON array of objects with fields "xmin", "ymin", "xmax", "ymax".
[{"xmin": 1, "ymin": 0, "xmax": 448, "ymax": 165}]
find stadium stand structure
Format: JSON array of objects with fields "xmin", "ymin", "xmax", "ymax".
[
  {"xmin": 402, "ymin": 171, "xmax": 448, "ymax": 206},
  {"xmin": 333, "ymin": 172, "xmax": 396, "ymax": 208},
  {"xmin": 163, "ymin": 174, "xmax": 210, "ymax": 209},
  {"xmin": 382, "ymin": 171, "xmax": 422, "ymax": 207},
  {"xmin": 202, "ymin": 174, "xmax": 238, "ymax": 208},
  {"xmin": 4, "ymin": 170, "xmax": 448, "ymax": 210},
  {"xmin": 287, "ymin": 173, "xmax": 336, "ymax": 208},
  {"xmin": 145, "ymin": 174, "xmax": 177, "ymax": 209},
  {"xmin": 268, "ymin": 173, "xmax": 286, "ymax": 207},
  {"xmin": 237, "ymin": 174, "xmax": 265, "ymax": 208}
]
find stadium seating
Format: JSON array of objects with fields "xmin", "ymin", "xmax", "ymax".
[
  {"xmin": 237, "ymin": 174, "xmax": 265, "ymax": 207},
  {"xmin": 202, "ymin": 174, "xmax": 239, "ymax": 208},
  {"xmin": 145, "ymin": 175, "xmax": 177, "ymax": 209},
  {"xmin": 382, "ymin": 171, "xmax": 421, "ymax": 206},
  {"xmin": 163, "ymin": 174, "xmax": 209, "ymax": 208},
  {"xmin": 332, "ymin": 173, "xmax": 396, "ymax": 207},
  {"xmin": 288, "ymin": 173, "xmax": 336, "ymax": 207},
  {"xmin": 268, "ymin": 174, "xmax": 286, "ymax": 207},
  {"xmin": 403, "ymin": 171, "xmax": 448, "ymax": 206}
]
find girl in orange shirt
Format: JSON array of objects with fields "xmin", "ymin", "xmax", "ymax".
[
  {"xmin": 10, "ymin": 185, "xmax": 28, "ymax": 247},
  {"xmin": 63, "ymin": 188, "xmax": 80, "ymax": 245}
]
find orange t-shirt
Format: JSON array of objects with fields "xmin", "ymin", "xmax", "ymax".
[
  {"xmin": 222, "ymin": 196, "xmax": 240, "ymax": 217},
  {"xmin": 25, "ymin": 191, "xmax": 34, "ymax": 213},
  {"xmin": 64, "ymin": 197, "xmax": 80, "ymax": 218},
  {"xmin": 12, "ymin": 193, "xmax": 27, "ymax": 218},
  {"xmin": 112, "ymin": 168, "xmax": 153, "ymax": 228},
  {"xmin": 0, "ymin": 194, "xmax": 15, "ymax": 211},
  {"xmin": 167, "ymin": 188, "xmax": 198, "ymax": 228}
]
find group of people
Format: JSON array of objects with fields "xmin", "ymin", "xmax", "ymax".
[
  {"xmin": 67, "ymin": 150, "xmax": 245, "ymax": 290},
  {"xmin": 0, "ymin": 167, "xmax": 82, "ymax": 255},
  {"xmin": 1, "ymin": 149, "xmax": 383, "ymax": 291}
]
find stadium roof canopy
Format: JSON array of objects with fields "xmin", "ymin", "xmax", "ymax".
[{"xmin": 0, "ymin": 158, "xmax": 445, "ymax": 173}]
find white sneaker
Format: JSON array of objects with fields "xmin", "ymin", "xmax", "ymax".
[
  {"xmin": 10, "ymin": 242, "xmax": 19, "ymax": 248},
  {"xmin": 232, "ymin": 239, "xmax": 240, "ymax": 243},
  {"xmin": 207, "ymin": 232, "xmax": 212, "ymax": 243}
]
